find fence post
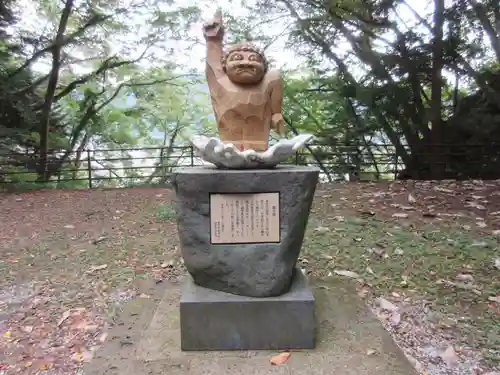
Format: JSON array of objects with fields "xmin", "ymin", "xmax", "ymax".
[
  {"xmin": 190, "ymin": 146, "xmax": 194, "ymax": 167},
  {"xmin": 393, "ymin": 148, "xmax": 398, "ymax": 180},
  {"xmin": 87, "ymin": 150, "xmax": 92, "ymax": 189}
]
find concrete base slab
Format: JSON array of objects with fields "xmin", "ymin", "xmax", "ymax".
[
  {"xmin": 83, "ymin": 277, "xmax": 418, "ymax": 375},
  {"xmin": 180, "ymin": 269, "xmax": 315, "ymax": 351}
]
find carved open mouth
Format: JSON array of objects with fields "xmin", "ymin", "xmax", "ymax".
[{"xmin": 235, "ymin": 67, "xmax": 257, "ymax": 75}]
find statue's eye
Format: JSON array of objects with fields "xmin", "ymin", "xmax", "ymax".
[
  {"xmin": 230, "ymin": 54, "xmax": 243, "ymax": 61},
  {"xmin": 248, "ymin": 54, "xmax": 261, "ymax": 62}
]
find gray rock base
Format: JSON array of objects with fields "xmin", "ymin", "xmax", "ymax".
[
  {"xmin": 180, "ymin": 268, "xmax": 315, "ymax": 351},
  {"xmin": 172, "ymin": 165, "xmax": 320, "ymax": 297}
]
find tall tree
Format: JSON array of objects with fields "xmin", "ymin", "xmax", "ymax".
[
  {"xmin": 430, "ymin": 0, "xmax": 445, "ymax": 178},
  {"xmin": 247, "ymin": 0, "xmax": 500, "ymax": 179},
  {"xmin": 3, "ymin": 0, "xmax": 203, "ymax": 181}
]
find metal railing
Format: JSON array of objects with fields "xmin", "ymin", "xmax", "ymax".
[{"xmin": 1, "ymin": 143, "xmax": 499, "ymax": 189}]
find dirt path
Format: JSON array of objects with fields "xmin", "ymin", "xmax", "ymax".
[
  {"xmin": 0, "ymin": 182, "xmax": 498, "ymax": 375},
  {"xmin": 0, "ymin": 188, "xmax": 182, "ymax": 374}
]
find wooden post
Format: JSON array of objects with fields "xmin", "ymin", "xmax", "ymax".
[
  {"xmin": 87, "ymin": 150, "xmax": 92, "ymax": 188},
  {"xmin": 394, "ymin": 148, "xmax": 399, "ymax": 180}
]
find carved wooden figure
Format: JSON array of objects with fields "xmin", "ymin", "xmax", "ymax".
[{"xmin": 203, "ymin": 10, "xmax": 286, "ymax": 152}]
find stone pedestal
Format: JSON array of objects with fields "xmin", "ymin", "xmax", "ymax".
[
  {"xmin": 172, "ymin": 165, "xmax": 320, "ymax": 298},
  {"xmin": 180, "ymin": 268, "xmax": 315, "ymax": 351}
]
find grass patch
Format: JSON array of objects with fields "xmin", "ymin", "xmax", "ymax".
[
  {"xmin": 156, "ymin": 203, "xmax": 176, "ymax": 222},
  {"xmin": 303, "ymin": 215, "xmax": 500, "ymax": 360}
]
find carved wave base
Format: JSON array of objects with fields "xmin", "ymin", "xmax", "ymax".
[{"xmin": 189, "ymin": 134, "xmax": 314, "ymax": 169}]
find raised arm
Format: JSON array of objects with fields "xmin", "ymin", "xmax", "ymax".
[{"xmin": 203, "ymin": 10, "xmax": 225, "ymax": 81}]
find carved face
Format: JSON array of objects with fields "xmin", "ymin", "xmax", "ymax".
[{"xmin": 224, "ymin": 48, "xmax": 267, "ymax": 85}]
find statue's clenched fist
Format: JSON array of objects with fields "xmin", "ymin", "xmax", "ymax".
[{"xmin": 203, "ymin": 9, "xmax": 224, "ymax": 40}]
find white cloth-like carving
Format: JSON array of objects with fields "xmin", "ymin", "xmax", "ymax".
[{"xmin": 189, "ymin": 134, "xmax": 314, "ymax": 169}]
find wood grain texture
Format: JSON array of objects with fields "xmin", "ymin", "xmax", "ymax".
[{"xmin": 203, "ymin": 10, "xmax": 286, "ymax": 152}]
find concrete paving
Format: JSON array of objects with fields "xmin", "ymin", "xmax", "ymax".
[{"xmin": 83, "ymin": 277, "xmax": 417, "ymax": 375}]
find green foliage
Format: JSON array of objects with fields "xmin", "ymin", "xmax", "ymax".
[
  {"xmin": 0, "ymin": 0, "xmax": 208, "ymax": 185},
  {"xmin": 248, "ymin": 0, "xmax": 500, "ymax": 179},
  {"xmin": 156, "ymin": 203, "xmax": 176, "ymax": 222},
  {"xmin": 2, "ymin": 0, "xmax": 500, "ymax": 185}
]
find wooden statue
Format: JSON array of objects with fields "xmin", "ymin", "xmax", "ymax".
[{"xmin": 203, "ymin": 10, "xmax": 286, "ymax": 152}]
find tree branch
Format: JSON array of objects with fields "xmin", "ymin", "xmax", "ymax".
[
  {"xmin": 8, "ymin": 13, "xmax": 112, "ymax": 79},
  {"xmin": 468, "ymin": 0, "xmax": 500, "ymax": 61},
  {"xmin": 53, "ymin": 46, "xmax": 154, "ymax": 102}
]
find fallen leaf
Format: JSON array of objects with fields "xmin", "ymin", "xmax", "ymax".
[
  {"xmin": 376, "ymin": 297, "xmax": 398, "ymax": 312},
  {"xmin": 57, "ymin": 310, "xmax": 71, "ymax": 327},
  {"xmin": 72, "ymin": 350, "xmax": 92, "ymax": 362},
  {"xmin": 72, "ymin": 319, "xmax": 98, "ymax": 332},
  {"xmin": 92, "ymin": 236, "xmax": 108, "ymax": 244},
  {"xmin": 408, "ymin": 193, "xmax": 416, "ymax": 204},
  {"xmin": 98, "ymin": 332, "xmax": 108, "ymax": 343},
  {"xmin": 400, "ymin": 275, "xmax": 409, "ymax": 287},
  {"xmin": 333, "ymin": 269, "xmax": 360, "ymax": 279},
  {"xmin": 455, "ymin": 273, "xmax": 474, "ymax": 282},
  {"xmin": 465, "ymin": 202, "xmax": 486, "ymax": 210},
  {"xmin": 314, "ymin": 226, "xmax": 330, "ymax": 232},
  {"xmin": 494, "ymin": 258, "xmax": 500, "ymax": 270},
  {"xmin": 471, "ymin": 241, "xmax": 488, "ymax": 247},
  {"xmin": 390, "ymin": 311, "xmax": 401, "ymax": 326},
  {"xmin": 89, "ymin": 264, "xmax": 108, "ymax": 273},
  {"xmin": 392, "ymin": 213, "xmax": 409, "ymax": 219},
  {"xmin": 476, "ymin": 221, "xmax": 487, "ymax": 228},
  {"xmin": 435, "ymin": 187, "xmax": 454, "ymax": 194},
  {"xmin": 2, "ymin": 331, "xmax": 10, "ymax": 338},
  {"xmin": 270, "ymin": 352, "xmax": 291, "ymax": 365},
  {"xmin": 357, "ymin": 286, "xmax": 370, "ymax": 298},
  {"xmin": 366, "ymin": 349, "xmax": 377, "ymax": 356},
  {"xmin": 38, "ymin": 363, "xmax": 54, "ymax": 371},
  {"xmin": 21, "ymin": 326, "xmax": 33, "ymax": 333},
  {"xmin": 399, "ymin": 205, "xmax": 415, "ymax": 211},
  {"xmin": 367, "ymin": 247, "xmax": 385, "ymax": 257},
  {"xmin": 440, "ymin": 346, "xmax": 459, "ymax": 367},
  {"xmin": 441, "ymin": 279, "xmax": 481, "ymax": 294},
  {"xmin": 393, "ymin": 248, "xmax": 404, "ymax": 255},
  {"xmin": 160, "ymin": 260, "xmax": 174, "ymax": 268},
  {"xmin": 488, "ymin": 295, "xmax": 500, "ymax": 303}
]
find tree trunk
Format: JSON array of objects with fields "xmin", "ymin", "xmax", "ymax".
[
  {"xmin": 468, "ymin": 0, "xmax": 500, "ymax": 61},
  {"xmin": 37, "ymin": 0, "xmax": 74, "ymax": 182},
  {"xmin": 430, "ymin": 0, "xmax": 445, "ymax": 179},
  {"xmin": 72, "ymin": 132, "xmax": 89, "ymax": 180}
]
